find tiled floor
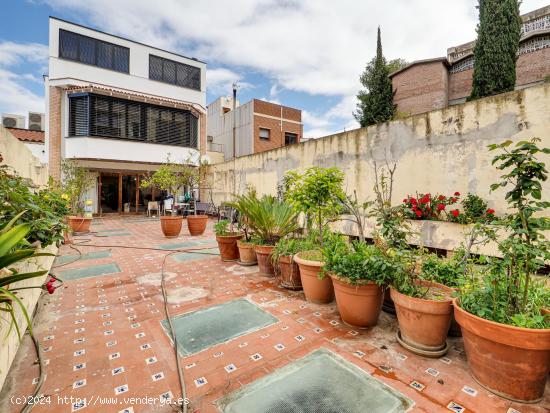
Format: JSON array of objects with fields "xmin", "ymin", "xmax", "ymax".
[{"xmin": 1, "ymin": 217, "xmax": 548, "ymax": 413}]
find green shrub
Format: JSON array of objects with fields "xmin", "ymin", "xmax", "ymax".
[{"xmin": 214, "ymin": 220, "xmax": 230, "ymax": 236}]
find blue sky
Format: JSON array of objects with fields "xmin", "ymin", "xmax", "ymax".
[{"xmin": 1, "ymin": 0, "xmax": 547, "ymax": 139}]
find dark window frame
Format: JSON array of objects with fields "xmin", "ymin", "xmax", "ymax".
[
  {"xmin": 59, "ymin": 29, "xmax": 130, "ymax": 73},
  {"xmin": 285, "ymin": 132, "xmax": 298, "ymax": 145},
  {"xmin": 67, "ymin": 93, "xmax": 198, "ymax": 149},
  {"xmin": 149, "ymin": 54, "xmax": 201, "ymax": 91}
]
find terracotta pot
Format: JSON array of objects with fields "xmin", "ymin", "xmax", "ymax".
[
  {"xmin": 187, "ymin": 214, "xmax": 208, "ymax": 236},
  {"xmin": 255, "ymin": 245, "xmax": 275, "ymax": 276},
  {"xmin": 160, "ymin": 215, "xmax": 183, "ymax": 238},
  {"xmin": 67, "ymin": 216, "xmax": 92, "ymax": 233},
  {"xmin": 237, "ymin": 240, "xmax": 257, "ymax": 264},
  {"xmin": 390, "ymin": 281, "xmax": 453, "ymax": 356},
  {"xmin": 216, "ymin": 233, "xmax": 243, "ymax": 261},
  {"xmin": 294, "ymin": 252, "xmax": 333, "ymax": 304},
  {"xmin": 278, "ymin": 255, "xmax": 302, "ymax": 290},
  {"xmin": 331, "ymin": 275, "xmax": 383, "ymax": 328},
  {"xmin": 454, "ymin": 298, "xmax": 550, "ymax": 403}
]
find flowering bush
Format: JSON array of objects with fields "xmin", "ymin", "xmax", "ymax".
[{"xmin": 403, "ymin": 192, "xmax": 461, "ymax": 220}]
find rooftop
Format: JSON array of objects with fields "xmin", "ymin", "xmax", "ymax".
[{"xmin": 5, "ymin": 127, "xmax": 45, "ymax": 143}]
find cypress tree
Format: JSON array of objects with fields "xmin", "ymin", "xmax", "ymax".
[
  {"xmin": 469, "ymin": 0, "xmax": 521, "ymax": 100},
  {"xmin": 354, "ymin": 27, "xmax": 395, "ymax": 127}
]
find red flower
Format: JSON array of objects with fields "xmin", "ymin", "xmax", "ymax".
[
  {"xmin": 454, "ymin": 192, "xmax": 460, "ymax": 196},
  {"xmin": 410, "ymin": 197, "xmax": 417, "ymax": 205},
  {"xmin": 403, "ymin": 198, "xmax": 408, "ymax": 203},
  {"xmin": 451, "ymin": 209, "xmax": 460, "ymax": 218},
  {"xmin": 450, "ymin": 197, "xmax": 457, "ymax": 203},
  {"xmin": 419, "ymin": 194, "xmax": 430, "ymax": 204},
  {"xmin": 438, "ymin": 195, "xmax": 446, "ymax": 201},
  {"xmin": 415, "ymin": 210, "xmax": 422, "ymax": 217},
  {"xmin": 437, "ymin": 203, "xmax": 445, "ymax": 211},
  {"xmin": 486, "ymin": 208, "xmax": 495, "ymax": 215}
]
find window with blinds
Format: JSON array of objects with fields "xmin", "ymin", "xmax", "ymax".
[
  {"xmin": 68, "ymin": 93, "xmax": 198, "ymax": 149},
  {"xmin": 59, "ymin": 29, "xmax": 130, "ymax": 73},
  {"xmin": 149, "ymin": 55, "xmax": 201, "ymax": 91}
]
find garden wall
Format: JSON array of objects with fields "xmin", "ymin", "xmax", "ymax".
[{"xmin": 207, "ymin": 83, "xmax": 550, "ymax": 253}]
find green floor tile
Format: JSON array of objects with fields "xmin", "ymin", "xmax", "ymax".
[
  {"xmin": 54, "ymin": 250, "xmax": 111, "ymax": 265},
  {"xmin": 94, "ymin": 230, "xmax": 132, "ymax": 237},
  {"xmin": 162, "ymin": 299, "xmax": 278, "ymax": 355},
  {"xmin": 58, "ymin": 263, "xmax": 121, "ymax": 280},
  {"xmin": 170, "ymin": 247, "xmax": 219, "ymax": 262},
  {"xmin": 159, "ymin": 239, "xmax": 214, "ymax": 250}
]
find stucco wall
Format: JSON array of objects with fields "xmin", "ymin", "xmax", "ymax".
[{"xmin": 208, "ymin": 83, "xmax": 550, "ymax": 249}]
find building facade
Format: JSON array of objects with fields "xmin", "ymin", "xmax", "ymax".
[
  {"xmin": 46, "ymin": 17, "xmax": 206, "ymax": 214},
  {"xmin": 207, "ymin": 96, "xmax": 302, "ymax": 161},
  {"xmin": 390, "ymin": 5, "xmax": 550, "ymax": 116}
]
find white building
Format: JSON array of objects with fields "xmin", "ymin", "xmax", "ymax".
[{"xmin": 46, "ymin": 17, "xmax": 206, "ymax": 214}]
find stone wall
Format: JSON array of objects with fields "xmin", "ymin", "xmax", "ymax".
[{"xmin": 207, "ymin": 83, "xmax": 550, "ymax": 250}]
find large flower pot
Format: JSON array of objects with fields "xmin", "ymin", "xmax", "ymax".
[
  {"xmin": 187, "ymin": 215, "xmax": 208, "ymax": 236},
  {"xmin": 67, "ymin": 216, "xmax": 92, "ymax": 233},
  {"xmin": 278, "ymin": 255, "xmax": 302, "ymax": 290},
  {"xmin": 160, "ymin": 215, "xmax": 183, "ymax": 238},
  {"xmin": 255, "ymin": 245, "xmax": 275, "ymax": 276},
  {"xmin": 237, "ymin": 240, "xmax": 257, "ymax": 265},
  {"xmin": 453, "ymin": 298, "xmax": 550, "ymax": 403},
  {"xmin": 216, "ymin": 233, "xmax": 243, "ymax": 261},
  {"xmin": 294, "ymin": 252, "xmax": 333, "ymax": 304},
  {"xmin": 331, "ymin": 275, "xmax": 383, "ymax": 328},
  {"xmin": 390, "ymin": 281, "xmax": 453, "ymax": 357}
]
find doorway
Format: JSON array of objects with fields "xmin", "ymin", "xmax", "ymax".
[
  {"xmin": 99, "ymin": 172, "xmax": 146, "ymax": 215},
  {"xmin": 100, "ymin": 173, "xmax": 119, "ymax": 213}
]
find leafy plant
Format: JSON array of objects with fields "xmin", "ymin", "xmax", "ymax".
[
  {"xmin": 0, "ymin": 166, "xmax": 69, "ymax": 247},
  {"xmin": 458, "ymin": 139, "xmax": 550, "ymax": 328},
  {"xmin": 284, "ymin": 167, "xmax": 345, "ymax": 246},
  {"xmin": 61, "ymin": 159, "xmax": 94, "ymax": 216},
  {"xmin": 420, "ymin": 253, "xmax": 465, "ymax": 289},
  {"xmin": 403, "ymin": 192, "xmax": 460, "ymax": 221},
  {"xmin": 271, "ymin": 236, "xmax": 317, "ymax": 271},
  {"xmin": 214, "ymin": 220, "xmax": 233, "ymax": 236}
]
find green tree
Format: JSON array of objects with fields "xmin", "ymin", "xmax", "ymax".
[
  {"xmin": 354, "ymin": 27, "xmax": 396, "ymax": 127},
  {"xmin": 469, "ymin": 0, "xmax": 521, "ymax": 100}
]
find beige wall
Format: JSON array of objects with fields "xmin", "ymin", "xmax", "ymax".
[
  {"xmin": 208, "ymin": 82, "xmax": 550, "ymax": 250},
  {"xmin": 0, "ymin": 126, "xmax": 49, "ymax": 187}
]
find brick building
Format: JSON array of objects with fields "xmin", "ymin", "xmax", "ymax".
[
  {"xmin": 390, "ymin": 5, "xmax": 550, "ymax": 116},
  {"xmin": 207, "ymin": 96, "xmax": 302, "ymax": 161}
]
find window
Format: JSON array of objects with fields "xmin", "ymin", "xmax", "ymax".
[
  {"xmin": 259, "ymin": 128, "xmax": 270, "ymax": 140},
  {"xmin": 149, "ymin": 54, "xmax": 201, "ymax": 91},
  {"xmin": 68, "ymin": 93, "xmax": 198, "ymax": 148},
  {"xmin": 59, "ymin": 29, "xmax": 129, "ymax": 73},
  {"xmin": 285, "ymin": 132, "xmax": 298, "ymax": 145}
]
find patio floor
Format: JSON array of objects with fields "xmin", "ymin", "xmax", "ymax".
[{"xmin": 1, "ymin": 217, "xmax": 548, "ymax": 413}]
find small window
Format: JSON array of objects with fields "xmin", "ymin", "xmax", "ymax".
[
  {"xmin": 259, "ymin": 128, "xmax": 270, "ymax": 140},
  {"xmin": 149, "ymin": 54, "xmax": 201, "ymax": 90},
  {"xmin": 285, "ymin": 132, "xmax": 298, "ymax": 145}
]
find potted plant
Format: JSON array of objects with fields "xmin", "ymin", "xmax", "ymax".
[
  {"xmin": 323, "ymin": 237, "xmax": 391, "ymax": 328},
  {"xmin": 186, "ymin": 159, "xmax": 210, "ymax": 236},
  {"xmin": 272, "ymin": 236, "xmax": 315, "ymax": 290},
  {"xmin": 228, "ymin": 187, "xmax": 258, "ymax": 265},
  {"xmin": 454, "ymin": 139, "xmax": 550, "ymax": 402},
  {"xmin": 285, "ymin": 167, "xmax": 345, "ymax": 303},
  {"xmin": 214, "ymin": 219, "xmax": 243, "ymax": 261},
  {"xmin": 61, "ymin": 159, "xmax": 94, "ymax": 233}
]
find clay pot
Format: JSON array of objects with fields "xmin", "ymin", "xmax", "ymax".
[
  {"xmin": 331, "ymin": 275, "xmax": 383, "ymax": 328},
  {"xmin": 187, "ymin": 214, "xmax": 208, "ymax": 236},
  {"xmin": 453, "ymin": 298, "xmax": 550, "ymax": 403},
  {"xmin": 255, "ymin": 245, "xmax": 275, "ymax": 276},
  {"xmin": 390, "ymin": 281, "xmax": 453, "ymax": 357},
  {"xmin": 216, "ymin": 233, "xmax": 243, "ymax": 261},
  {"xmin": 160, "ymin": 215, "xmax": 183, "ymax": 238},
  {"xmin": 237, "ymin": 240, "xmax": 257, "ymax": 265},
  {"xmin": 294, "ymin": 252, "xmax": 333, "ymax": 304},
  {"xmin": 67, "ymin": 216, "xmax": 92, "ymax": 233},
  {"xmin": 278, "ymin": 255, "xmax": 302, "ymax": 290}
]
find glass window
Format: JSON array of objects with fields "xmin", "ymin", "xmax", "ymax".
[
  {"xmin": 285, "ymin": 132, "xmax": 298, "ymax": 145},
  {"xmin": 259, "ymin": 128, "xmax": 270, "ymax": 140},
  {"xmin": 149, "ymin": 54, "xmax": 201, "ymax": 90}
]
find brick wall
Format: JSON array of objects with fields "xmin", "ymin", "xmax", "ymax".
[
  {"xmin": 448, "ymin": 69, "xmax": 473, "ymax": 102},
  {"xmin": 252, "ymin": 99, "xmax": 302, "ymax": 154},
  {"xmin": 516, "ymin": 47, "xmax": 550, "ymax": 86},
  {"xmin": 48, "ymin": 86, "xmax": 62, "ymax": 181},
  {"xmin": 391, "ymin": 61, "xmax": 448, "ymax": 116}
]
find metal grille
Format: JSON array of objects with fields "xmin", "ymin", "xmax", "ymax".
[
  {"xmin": 149, "ymin": 54, "xmax": 201, "ymax": 91},
  {"xmin": 59, "ymin": 29, "xmax": 129, "ymax": 73},
  {"xmin": 68, "ymin": 93, "xmax": 198, "ymax": 148}
]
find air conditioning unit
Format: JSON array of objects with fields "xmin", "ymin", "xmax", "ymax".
[
  {"xmin": 2, "ymin": 114, "xmax": 25, "ymax": 129},
  {"xmin": 28, "ymin": 112, "xmax": 45, "ymax": 131}
]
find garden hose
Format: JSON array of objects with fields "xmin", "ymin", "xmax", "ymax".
[{"xmin": 21, "ymin": 231, "xmax": 220, "ymax": 413}]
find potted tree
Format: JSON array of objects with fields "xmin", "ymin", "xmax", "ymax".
[
  {"xmin": 62, "ymin": 159, "xmax": 94, "ymax": 233},
  {"xmin": 454, "ymin": 139, "xmax": 550, "ymax": 402},
  {"xmin": 272, "ymin": 236, "xmax": 315, "ymax": 290},
  {"xmin": 186, "ymin": 159, "xmax": 209, "ymax": 236},
  {"xmin": 286, "ymin": 167, "xmax": 345, "ymax": 304},
  {"xmin": 214, "ymin": 219, "xmax": 243, "ymax": 261}
]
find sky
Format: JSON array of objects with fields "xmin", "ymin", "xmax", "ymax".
[{"xmin": 0, "ymin": 0, "xmax": 548, "ymax": 139}]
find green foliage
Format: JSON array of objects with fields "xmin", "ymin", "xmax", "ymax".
[
  {"xmin": 140, "ymin": 157, "xmax": 198, "ymax": 194},
  {"xmin": 459, "ymin": 138, "xmax": 550, "ymax": 328},
  {"xmin": 284, "ymin": 167, "xmax": 345, "ymax": 245},
  {"xmin": 214, "ymin": 220, "xmax": 231, "ymax": 236},
  {"xmin": 469, "ymin": 0, "xmax": 521, "ymax": 100},
  {"xmin": 420, "ymin": 253, "xmax": 465, "ymax": 288},
  {"xmin": 0, "ymin": 166, "xmax": 69, "ymax": 247},
  {"xmin": 61, "ymin": 159, "xmax": 94, "ymax": 215},
  {"xmin": 403, "ymin": 192, "xmax": 460, "ymax": 221},
  {"xmin": 354, "ymin": 27, "xmax": 396, "ymax": 127}
]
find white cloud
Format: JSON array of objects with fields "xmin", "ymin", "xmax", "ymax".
[
  {"xmin": 0, "ymin": 69, "xmax": 44, "ymax": 115},
  {"xmin": 206, "ymin": 67, "xmax": 249, "ymax": 96},
  {"xmin": 0, "ymin": 41, "xmax": 48, "ymax": 68}
]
